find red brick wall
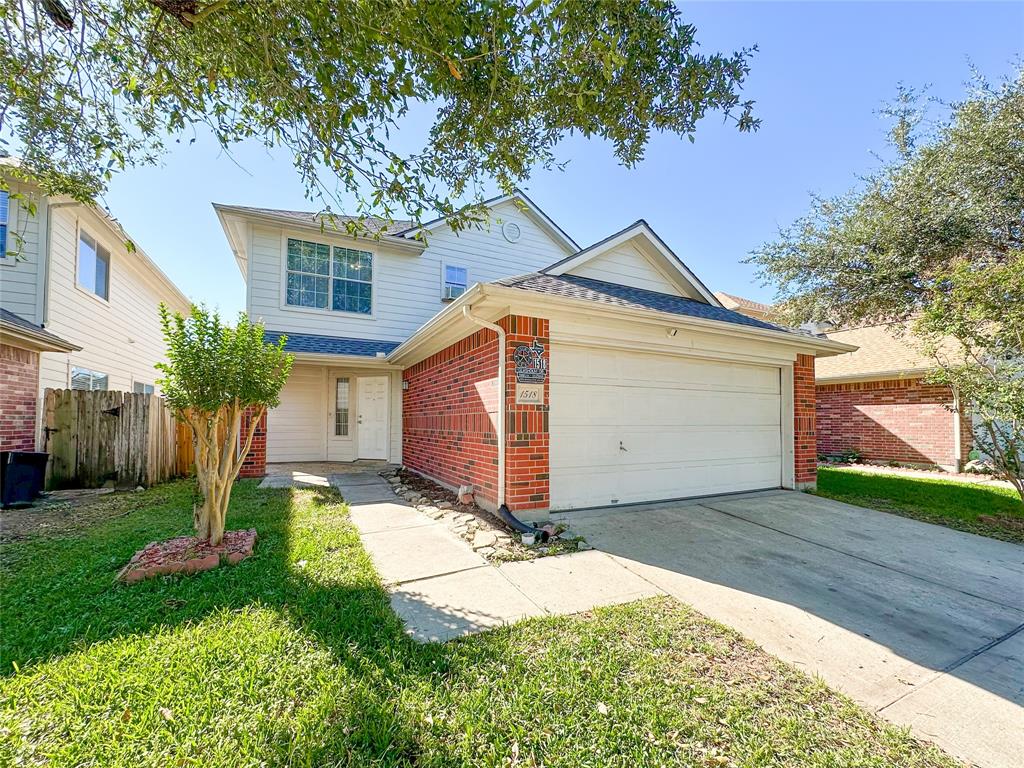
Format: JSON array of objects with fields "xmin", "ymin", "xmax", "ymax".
[
  {"xmin": 816, "ymin": 377, "xmax": 968, "ymax": 468},
  {"xmin": 794, "ymin": 354, "xmax": 817, "ymax": 487},
  {"xmin": 403, "ymin": 327, "xmax": 501, "ymax": 504},
  {"xmin": 402, "ymin": 314, "xmax": 550, "ymax": 512},
  {"xmin": 0, "ymin": 343, "xmax": 41, "ymax": 451},
  {"xmin": 502, "ymin": 315, "xmax": 550, "ymax": 512},
  {"xmin": 238, "ymin": 407, "xmax": 267, "ymax": 478}
]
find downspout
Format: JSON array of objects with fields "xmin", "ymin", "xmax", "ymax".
[{"xmin": 462, "ymin": 305, "xmax": 548, "ymax": 541}]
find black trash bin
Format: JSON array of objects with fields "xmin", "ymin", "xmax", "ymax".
[{"xmin": 0, "ymin": 451, "xmax": 49, "ymax": 508}]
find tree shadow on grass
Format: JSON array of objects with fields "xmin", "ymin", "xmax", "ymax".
[{"xmin": 0, "ymin": 480, "xmax": 493, "ymax": 765}]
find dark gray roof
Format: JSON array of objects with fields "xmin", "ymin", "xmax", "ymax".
[
  {"xmin": 264, "ymin": 330, "xmax": 400, "ymax": 357},
  {"xmin": 0, "ymin": 308, "xmax": 77, "ymax": 348},
  {"xmin": 225, "ymin": 205, "xmax": 413, "ymax": 236},
  {"xmin": 493, "ymin": 274, "xmax": 798, "ymax": 334}
]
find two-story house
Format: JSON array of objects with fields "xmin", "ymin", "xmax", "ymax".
[
  {"xmin": 0, "ymin": 160, "xmax": 191, "ymax": 452},
  {"xmin": 216, "ymin": 192, "xmax": 855, "ymax": 516}
]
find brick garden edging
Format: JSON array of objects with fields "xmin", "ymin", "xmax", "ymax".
[{"xmin": 117, "ymin": 529, "xmax": 257, "ymax": 583}]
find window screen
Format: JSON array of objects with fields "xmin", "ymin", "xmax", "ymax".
[
  {"xmin": 71, "ymin": 367, "xmax": 109, "ymax": 391},
  {"xmin": 78, "ymin": 231, "xmax": 110, "ymax": 300}
]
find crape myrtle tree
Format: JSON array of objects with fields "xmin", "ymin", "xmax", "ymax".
[
  {"xmin": 749, "ymin": 68, "xmax": 1024, "ymax": 499},
  {"xmin": 157, "ymin": 305, "xmax": 293, "ymax": 545},
  {"xmin": 2, "ymin": 0, "xmax": 758, "ymax": 235}
]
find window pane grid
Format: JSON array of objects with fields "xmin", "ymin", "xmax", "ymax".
[{"xmin": 286, "ymin": 239, "xmax": 372, "ymax": 314}]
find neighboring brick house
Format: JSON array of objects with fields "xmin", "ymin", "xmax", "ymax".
[
  {"xmin": 815, "ymin": 323, "xmax": 972, "ymax": 471},
  {"xmin": 217, "ymin": 194, "xmax": 854, "ymax": 514},
  {"xmin": 0, "ymin": 309, "xmax": 78, "ymax": 452}
]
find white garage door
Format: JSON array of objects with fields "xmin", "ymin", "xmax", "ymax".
[{"xmin": 550, "ymin": 345, "xmax": 782, "ymax": 510}]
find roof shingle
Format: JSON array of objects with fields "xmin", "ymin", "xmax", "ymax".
[
  {"xmin": 493, "ymin": 274, "xmax": 802, "ymax": 335},
  {"xmin": 225, "ymin": 205, "xmax": 413, "ymax": 236},
  {"xmin": 264, "ymin": 330, "xmax": 399, "ymax": 358}
]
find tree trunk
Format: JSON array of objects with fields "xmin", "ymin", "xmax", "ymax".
[{"xmin": 183, "ymin": 402, "xmax": 266, "ymax": 545}]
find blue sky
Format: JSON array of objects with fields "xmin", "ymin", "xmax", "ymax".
[{"xmin": 102, "ymin": 1, "xmax": 1023, "ymax": 315}]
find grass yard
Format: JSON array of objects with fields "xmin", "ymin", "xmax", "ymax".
[
  {"xmin": 0, "ymin": 481, "xmax": 960, "ymax": 767},
  {"xmin": 815, "ymin": 466, "xmax": 1024, "ymax": 544}
]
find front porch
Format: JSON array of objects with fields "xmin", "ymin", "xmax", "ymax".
[
  {"xmin": 258, "ymin": 460, "xmax": 394, "ymax": 489},
  {"xmin": 265, "ymin": 360, "xmax": 403, "ymax": 466}
]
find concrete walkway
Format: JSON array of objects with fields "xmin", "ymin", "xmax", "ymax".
[{"xmin": 332, "ymin": 472, "xmax": 663, "ymax": 642}]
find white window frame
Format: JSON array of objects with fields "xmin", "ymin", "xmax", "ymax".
[
  {"xmin": 279, "ymin": 232, "xmax": 377, "ymax": 318},
  {"xmin": 76, "ymin": 226, "xmax": 112, "ymax": 303},
  {"xmin": 71, "ymin": 367, "xmax": 109, "ymax": 391},
  {"xmin": 334, "ymin": 376, "xmax": 351, "ymax": 437},
  {"xmin": 442, "ymin": 263, "xmax": 469, "ymax": 301}
]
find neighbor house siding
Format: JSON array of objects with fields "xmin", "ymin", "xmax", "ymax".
[
  {"xmin": 0, "ymin": 343, "xmax": 40, "ymax": 451},
  {"xmin": 816, "ymin": 377, "xmax": 969, "ymax": 469},
  {"xmin": 0, "ymin": 181, "xmax": 44, "ymax": 323},
  {"xmin": 245, "ymin": 199, "xmax": 571, "ymax": 342},
  {"xmin": 37, "ymin": 206, "xmax": 189, "ymax": 396}
]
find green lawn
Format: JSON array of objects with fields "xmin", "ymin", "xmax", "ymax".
[
  {"xmin": 815, "ymin": 466, "xmax": 1024, "ymax": 544},
  {"xmin": 0, "ymin": 481, "xmax": 959, "ymax": 767}
]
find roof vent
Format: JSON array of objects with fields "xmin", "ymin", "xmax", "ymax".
[{"xmin": 502, "ymin": 220, "xmax": 522, "ymax": 243}]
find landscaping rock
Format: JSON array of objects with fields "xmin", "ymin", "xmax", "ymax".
[
  {"xmin": 438, "ymin": 501, "xmax": 454, "ymax": 510},
  {"xmin": 472, "ymin": 530, "xmax": 497, "ymax": 550},
  {"xmin": 117, "ymin": 529, "xmax": 257, "ymax": 584}
]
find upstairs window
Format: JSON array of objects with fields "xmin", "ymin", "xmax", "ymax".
[
  {"xmin": 0, "ymin": 190, "xmax": 8, "ymax": 258},
  {"xmin": 286, "ymin": 238, "xmax": 372, "ymax": 315},
  {"xmin": 78, "ymin": 230, "xmax": 110, "ymax": 300},
  {"xmin": 71, "ymin": 367, "xmax": 108, "ymax": 391},
  {"xmin": 443, "ymin": 265, "xmax": 468, "ymax": 300}
]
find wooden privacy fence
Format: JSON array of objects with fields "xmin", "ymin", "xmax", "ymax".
[{"xmin": 43, "ymin": 389, "xmax": 190, "ymax": 489}]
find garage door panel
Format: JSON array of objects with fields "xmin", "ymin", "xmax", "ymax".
[
  {"xmin": 552, "ymin": 384, "xmax": 781, "ymax": 428},
  {"xmin": 550, "ymin": 344, "xmax": 783, "ymax": 510},
  {"xmin": 552, "ymin": 347, "xmax": 780, "ymax": 394},
  {"xmin": 552, "ymin": 426, "xmax": 780, "ymax": 469}
]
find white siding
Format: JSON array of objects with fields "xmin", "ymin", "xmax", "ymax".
[
  {"xmin": 267, "ymin": 364, "xmax": 325, "ymax": 462},
  {"xmin": 0, "ymin": 180, "xmax": 44, "ymax": 322},
  {"xmin": 246, "ymin": 200, "xmax": 572, "ymax": 342},
  {"xmin": 37, "ymin": 206, "xmax": 191, "ymax": 395},
  {"xmin": 267, "ymin": 365, "xmax": 403, "ymax": 463},
  {"xmin": 568, "ymin": 240, "xmax": 683, "ymax": 296}
]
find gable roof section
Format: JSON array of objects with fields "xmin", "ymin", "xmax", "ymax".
[
  {"xmin": 542, "ymin": 220, "xmax": 721, "ymax": 306},
  {"xmin": 395, "ymin": 189, "xmax": 579, "ymax": 254},
  {"xmin": 495, "ymin": 274, "xmax": 794, "ymax": 333},
  {"xmin": 219, "ymin": 205, "xmax": 414, "ymax": 235},
  {"xmin": 816, "ymin": 322, "xmax": 944, "ymax": 382},
  {"xmin": 714, "ymin": 292, "xmax": 772, "ymax": 318}
]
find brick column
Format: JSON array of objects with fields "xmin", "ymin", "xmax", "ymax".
[
  {"xmin": 0, "ymin": 343, "xmax": 41, "ymax": 451},
  {"xmin": 794, "ymin": 353, "xmax": 817, "ymax": 489},
  {"xmin": 238, "ymin": 407, "xmax": 267, "ymax": 479},
  {"xmin": 500, "ymin": 315, "xmax": 550, "ymax": 513}
]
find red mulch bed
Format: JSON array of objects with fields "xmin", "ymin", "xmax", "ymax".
[{"xmin": 117, "ymin": 529, "xmax": 257, "ymax": 583}]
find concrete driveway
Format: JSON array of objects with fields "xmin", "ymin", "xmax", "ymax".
[{"xmin": 559, "ymin": 490, "xmax": 1024, "ymax": 768}]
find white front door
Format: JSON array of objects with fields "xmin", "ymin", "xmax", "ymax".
[{"xmin": 356, "ymin": 375, "xmax": 389, "ymax": 459}]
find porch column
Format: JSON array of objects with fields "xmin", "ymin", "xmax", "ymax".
[{"xmin": 239, "ymin": 407, "xmax": 267, "ymax": 479}]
